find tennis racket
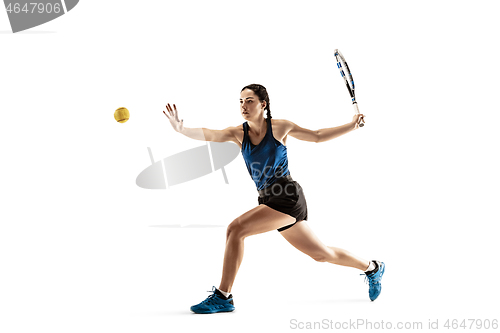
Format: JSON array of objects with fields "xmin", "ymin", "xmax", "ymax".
[{"xmin": 334, "ymin": 49, "xmax": 364, "ymax": 127}]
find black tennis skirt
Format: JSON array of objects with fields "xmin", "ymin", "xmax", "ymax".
[{"xmin": 257, "ymin": 176, "xmax": 308, "ymax": 232}]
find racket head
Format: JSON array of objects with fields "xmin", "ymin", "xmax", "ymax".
[
  {"xmin": 334, "ymin": 49, "xmax": 356, "ymax": 98},
  {"xmin": 335, "ymin": 49, "xmax": 364, "ymax": 127}
]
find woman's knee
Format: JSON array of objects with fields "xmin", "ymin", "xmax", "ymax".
[
  {"xmin": 226, "ymin": 218, "xmax": 246, "ymax": 239},
  {"xmin": 310, "ymin": 247, "xmax": 338, "ymax": 263}
]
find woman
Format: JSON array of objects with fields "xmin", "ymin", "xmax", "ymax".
[{"xmin": 163, "ymin": 84, "xmax": 385, "ymax": 314}]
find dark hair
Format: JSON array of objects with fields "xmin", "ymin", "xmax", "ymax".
[{"xmin": 241, "ymin": 84, "xmax": 271, "ymax": 120}]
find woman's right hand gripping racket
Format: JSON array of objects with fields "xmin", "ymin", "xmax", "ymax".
[{"xmin": 334, "ymin": 49, "xmax": 365, "ymax": 127}]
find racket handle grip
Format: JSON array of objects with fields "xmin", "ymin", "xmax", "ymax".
[{"xmin": 353, "ymin": 103, "xmax": 365, "ymax": 127}]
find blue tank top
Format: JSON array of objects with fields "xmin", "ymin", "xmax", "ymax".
[{"xmin": 241, "ymin": 118, "xmax": 290, "ymax": 190}]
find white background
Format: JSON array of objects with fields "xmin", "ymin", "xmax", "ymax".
[{"xmin": 1, "ymin": 1, "xmax": 499, "ymax": 332}]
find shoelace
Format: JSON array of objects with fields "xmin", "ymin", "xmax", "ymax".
[
  {"xmin": 360, "ymin": 273, "xmax": 379, "ymax": 285},
  {"xmin": 200, "ymin": 287, "xmax": 219, "ymax": 305}
]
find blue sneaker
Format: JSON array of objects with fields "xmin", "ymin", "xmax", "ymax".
[
  {"xmin": 190, "ymin": 287, "xmax": 235, "ymax": 314},
  {"xmin": 362, "ymin": 261, "xmax": 385, "ymax": 301}
]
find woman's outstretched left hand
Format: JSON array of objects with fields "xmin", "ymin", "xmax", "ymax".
[{"xmin": 163, "ymin": 103, "xmax": 184, "ymax": 133}]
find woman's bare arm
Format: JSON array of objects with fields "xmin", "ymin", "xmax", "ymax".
[
  {"xmin": 163, "ymin": 103, "xmax": 239, "ymax": 143},
  {"xmin": 284, "ymin": 114, "xmax": 364, "ymax": 143}
]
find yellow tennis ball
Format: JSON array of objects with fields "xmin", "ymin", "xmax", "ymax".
[{"xmin": 114, "ymin": 107, "xmax": 130, "ymax": 123}]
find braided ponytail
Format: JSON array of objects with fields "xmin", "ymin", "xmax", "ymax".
[{"xmin": 241, "ymin": 84, "xmax": 271, "ymax": 120}]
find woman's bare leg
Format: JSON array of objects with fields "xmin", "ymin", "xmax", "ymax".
[
  {"xmin": 218, "ymin": 204, "xmax": 297, "ymax": 293},
  {"xmin": 280, "ymin": 221, "xmax": 370, "ymax": 271}
]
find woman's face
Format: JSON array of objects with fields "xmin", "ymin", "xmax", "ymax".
[{"xmin": 240, "ymin": 89, "xmax": 266, "ymax": 119}]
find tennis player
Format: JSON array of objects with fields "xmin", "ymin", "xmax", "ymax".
[{"xmin": 163, "ymin": 84, "xmax": 385, "ymax": 314}]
